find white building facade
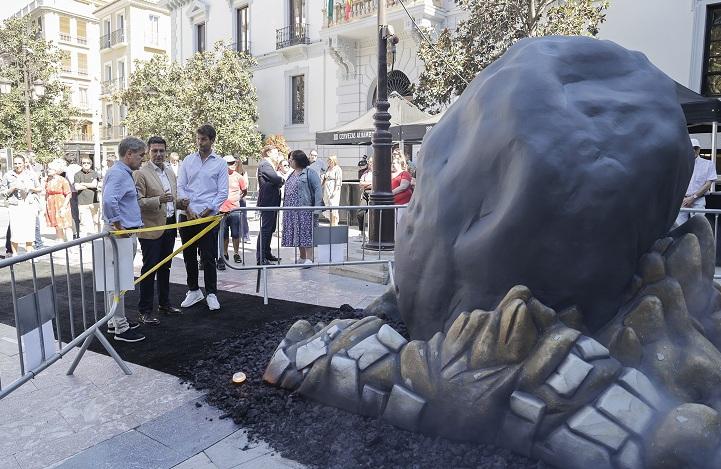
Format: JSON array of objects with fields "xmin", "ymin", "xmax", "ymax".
[
  {"xmin": 95, "ymin": 0, "xmax": 171, "ymax": 160},
  {"xmin": 161, "ymin": 0, "xmax": 464, "ymax": 170},
  {"xmin": 13, "ymin": 0, "xmax": 107, "ymax": 166}
]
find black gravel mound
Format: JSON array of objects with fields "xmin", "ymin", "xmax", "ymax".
[{"xmin": 186, "ymin": 308, "xmax": 546, "ymax": 469}]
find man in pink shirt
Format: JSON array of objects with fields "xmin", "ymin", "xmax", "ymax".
[{"xmin": 219, "ymin": 155, "xmax": 249, "ymax": 266}]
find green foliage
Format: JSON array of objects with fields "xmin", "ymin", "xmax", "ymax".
[
  {"xmin": 262, "ymin": 134, "xmax": 290, "ymax": 156},
  {"xmin": 0, "ymin": 16, "xmax": 77, "ymax": 163},
  {"xmin": 119, "ymin": 43, "xmax": 262, "ymax": 159},
  {"xmin": 415, "ymin": 0, "xmax": 610, "ymax": 112}
]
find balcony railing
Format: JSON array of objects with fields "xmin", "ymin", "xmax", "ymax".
[
  {"xmin": 59, "ymin": 32, "xmax": 71, "ymax": 42},
  {"xmin": 101, "ymin": 78, "xmax": 126, "ymax": 95},
  {"xmin": 70, "ymin": 132, "xmax": 93, "ymax": 142},
  {"xmin": 323, "ymin": 0, "xmax": 441, "ymax": 27},
  {"xmin": 276, "ymin": 24, "xmax": 311, "ymax": 50},
  {"xmin": 78, "ymin": 68, "xmax": 88, "ymax": 76},
  {"xmin": 102, "ymin": 125, "xmax": 126, "ymax": 140},
  {"xmin": 100, "ymin": 28, "xmax": 125, "ymax": 49}
]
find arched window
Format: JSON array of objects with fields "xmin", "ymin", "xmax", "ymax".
[{"xmin": 370, "ymin": 70, "xmax": 413, "ymax": 108}]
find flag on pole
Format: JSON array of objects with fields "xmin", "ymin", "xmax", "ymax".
[
  {"xmin": 328, "ymin": 0, "xmax": 334, "ymax": 20},
  {"xmin": 344, "ymin": 0, "xmax": 352, "ymax": 21}
]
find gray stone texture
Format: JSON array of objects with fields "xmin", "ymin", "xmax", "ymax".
[
  {"xmin": 295, "ymin": 337, "xmax": 328, "ymax": 370},
  {"xmin": 574, "ymin": 336, "xmax": 610, "ymax": 361},
  {"xmin": 328, "ymin": 355, "xmax": 360, "ymax": 403},
  {"xmin": 614, "ymin": 439, "xmax": 644, "ymax": 469},
  {"xmin": 395, "ymin": 36, "xmax": 693, "ymax": 339},
  {"xmin": 617, "ymin": 367, "xmax": 665, "ymax": 410},
  {"xmin": 499, "ymin": 412, "xmax": 538, "ymax": 457},
  {"xmin": 347, "ymin": 334, "xmax": 390, "ymax": 370},
  {"xmin": 509, "ymin": 391, "xmax": 546, "ymax": 423},
  {"xmin": 535, "ymin": 425, "xmax": 613, "ymax": 469},
  {"xmin": 263, "ymin": 347, "xmax": 291, "ymax": 385},
  {"xmin": 360, "ymin": 384, "xmax": 388, "ymax": 417},
  {"xmin": 596, "ymin": 384, "xmax": 655, "ymax": 436},
  {"xmin": 546, "ymin": 353, "xmax": 594, "ymax": 398},
  {"xmin": 382, "ymin": 385, "xmax": 426, "ymax": 431},
  {"xmin": 377, "ymin": 323, "xmax": 407, "ymax": 352},
  {"xmin": 567, "ymin": 406, "xmax": 628, "ymax": 450}
]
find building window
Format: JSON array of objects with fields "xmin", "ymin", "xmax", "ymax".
[
  {"xmin": 704, "ymin": 6, "xmax": 721, "ymax": 96},
  {"xmin": 196, "ymin": 22, "xmax": 206, "ymax": 52},
  {"xmin": 104, "ymin": 64, "xmax": 112, "ymax": 82},
  {"xmin": 105, "ymin": 104, "xmax": 113, "ymax": 125},
  {"xmin": 289, "ymin": 0, "xmax": 306, "ymax": 27},
  {"xmin": 291, "ymin": 75, "xmax": 305, "ymax": 125},
  {"xmin": 236, "ymin": 6, "xmax": 249, "ymax": 53},
  {"xmin": 59, "ymin": 15, "xmax": 70, "ymax": 42},
  {"xmin": 77, "ymin": 20, "xmax": 87, "ymax": 44},
  {"xmin": 78, "ymin": 53, "xmax": 87, "ymax": 76},
  {"xmin": 78, "ymin": 87, "xmax": 88, "ymax": 108},
  {"xmin": 61, "ymin": 52, "xmax": 71, "ymax": 73},
  {"xmin": 117, "ymin": 61, "xmax": 126, "ymax": 90},
  {"xmin": 146, "ymin": 15, "xmax": 160, "ymax": 46}
]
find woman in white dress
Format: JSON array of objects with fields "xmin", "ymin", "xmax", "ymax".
[
  {"xmin": 322, "ymin": 155, "xmax": 343, "ymax": 226},
  {"xmin": 1, "ymin": 155, "xmax": 41, "ymax": 254}
]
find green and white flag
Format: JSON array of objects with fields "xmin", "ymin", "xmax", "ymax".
[{"xmin": 328, "ymin": 0, "xmax": 333, "ymax": 19}]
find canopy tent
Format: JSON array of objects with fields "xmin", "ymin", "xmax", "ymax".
[{"xmin": 316, "ymin": 92, "xmax": 434, "ymax": 145}]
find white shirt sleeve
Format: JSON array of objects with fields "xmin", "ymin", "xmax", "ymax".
[{"xmin": 706, "ymin": 160, "xmax": 718, "ymax": 182}]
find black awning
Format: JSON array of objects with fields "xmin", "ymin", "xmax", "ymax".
[{"xmin": 677, "ymin": 82, "xmax": 721, "ymax": 126}]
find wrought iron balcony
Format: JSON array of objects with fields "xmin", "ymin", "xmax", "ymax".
[
  {"xmin": 70, "ymin": 132, "xmax": 93, "ymax": 142},
  {"xmin": 100, "ymin": 28, "xmax": 125, "ymax": 50},
  {"xmin": 276, "ymin": 24, "xmax": 311, "ymax": 50},
  {"xmin": 323, "ymin": 0, "xmax": 441, "ymax": 27},
  {"xmin": 102, "ymin": 125, "xmax": 126, "ymax": 140},
  {"xmin": 101, "ymin": 78, "xmax": 126, "ymax": 95}
]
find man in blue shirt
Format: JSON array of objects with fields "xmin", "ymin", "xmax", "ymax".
[
  {"xmin": 177, "ymin": 124, "xmax": 229, "ymax": 311},
  {"xmin": 102, "ymin": 136, "xmax": 146, "ymax": 343}
]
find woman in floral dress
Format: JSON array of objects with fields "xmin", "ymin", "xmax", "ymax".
[
  {"xmin": 281, "ymin": 150, "xmax": 323, "ymax": 264},
  {"xmin": 45, "ymin": 160, "xmax": 73, "ymax": 243}
]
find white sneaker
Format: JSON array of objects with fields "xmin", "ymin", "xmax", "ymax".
[
  {"xmin": 206, "ymin": 293, "xmax": 220, "ymax": 311},
  {"xmin": 181, "ymin": 289, "xmax": 204, "ymax": 308}
]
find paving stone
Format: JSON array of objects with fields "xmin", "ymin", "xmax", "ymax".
[
  {"xmin": 567, "ymin": 406, "xmax": 628, "ymax": 450},
  {"xmin": 294, "ymin": 337, "xmax": 327, "ymax": 370},
  {"xmin": 614, "ymin": 439, "xmax": 644, "ymax": 469},
  {"xmin": 171, "ymin": 452, "xmax": 218, "ymax": 469},
  {"xmin": 382, "ymin": 385, "xmax": 426, "ymax": 431},
  {"xmin": 263, "ymin": 348, "xmax": 291, "ymax": 385},
  {"xmin": 0, "ymin": 455, "xmax": 20, "ymax": 469},
  {"xmin": 617, "ymin": 367, "xmax": 665, "ymax": 410},
  {"xmin": 54, "ymin": 429, "xmax": 185, "ymax": 469},
  {"xmin": 509, "ymin": 391, "xmax": 546, "ymax": 423},
  {"xmin": 136, "ymin": 398, "xmax": 238, "ymax": 459},
  {"xmin": 203, "ymin": 429, "xmax": 273, "ymax": 469},
  {"xmin": 328, "ymin": 355, "xmax": 360, "ymax": 403},
  {"xmin": 546, "ymin": 352, "xmax": 594, "ymax": 398},
  {"xmin": 574, "ymin": 336, "xmax": 610, "ymax": 361},
  {"xmin": 376, "ymin": 324, "xmax": 407, "ymax": 352},
  {"xmin": 534, "ymin": 425, "xmax": 613, "ymax": 469},
  {"xmin": 596, "ymin": 384, "xmax": 655, "ymax": 436},
  {"xmin": 360, "ymin": 384, "xmax": 388, "ymax": 417},
  {"xmin": 347, "ymin": 334, "xmax": 389, "ymax": 371}
]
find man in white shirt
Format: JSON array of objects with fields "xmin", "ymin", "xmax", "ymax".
[
  {"xmin": 64, "ymin": 154, "xmax": 82, "ymax": 238},
  {"xmin": 675, "ymin": 138, "xmax": 718, "ymax": 226},
  {"xmin": 176, "ymin": 124, "xmax": 229, "ymax": 311}
]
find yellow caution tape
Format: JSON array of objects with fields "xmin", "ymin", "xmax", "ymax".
[
  {"xmin": 110, "ymin": 214, "xmax": 223, "ymax": 235},
  {"xmin": 111, "ymin": 215, "xmax": 223, "ymax": 301}
]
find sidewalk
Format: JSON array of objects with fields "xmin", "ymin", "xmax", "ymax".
[{"xmin": 0, "ymin": 319, "xmax": 303, "ymax": 469}]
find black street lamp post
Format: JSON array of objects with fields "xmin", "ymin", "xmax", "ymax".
[{"xmin": 366, "ymin": 0, "xmax": 395, "ymax": 251}]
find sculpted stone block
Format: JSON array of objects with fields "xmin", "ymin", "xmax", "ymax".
[
  {"xmin": 614, "ymin": 440, "xmax": 643, "ymax": 469},
  {"xmin": 617, "ymin": 368, "xmax": 665, "ymax": 410},
  {"xmin": 596, "ymin": 384, "xmax": 654, "ymax": 436},
  {"xmin": 360, "ymin": 385, "xmax": 388, "ymax": 417},
  {"xmin": 295, "ymin": 337, "xmax": 328, "ymax": 370},
  {"xmin": 534, "ymin": 426, "xmax": 614, "ymax": 469},
  {"xmin": 376, "ymin": 324, "xmax": 407, "ymax": 352},
  {"xmin": 567, "ymin": 406, "xmax": 628, "ymax": 450},
  {"xmin": 347, "ymin": 334, "xmax": 390, "ymax": 371},
  {"xmin": 545, "ymin": 353, "xmax": 594, "ymax": 398},
  {"xmin": 574, "ymin": 336, "xmax": 610, "ymax": 361},
  {"xmin": 382, "ymin": 385, "xmax": 426, "ymax": 431},
  {"xmin": 263, "ymin": 347, "xmax": 292, "ymax": 385},
  {"xmin": 510, "ymin": 391, "xmax": 546, "ymax": 423}
]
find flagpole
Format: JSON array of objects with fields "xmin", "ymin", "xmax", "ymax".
[{"xmin": 367, "ymin": 0, "xmax": 395, "ymax": 251}]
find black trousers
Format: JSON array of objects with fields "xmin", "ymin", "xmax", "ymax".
[
  {"xmin": 5, "ymin": 225, "xmax": 10, "ymax": 253},
  {"xmin": 70, "ymin": 192, "xmax": 80, "ymax": 237},
  {"xmin": 179, "ymin": 214, "xmax": 218, "ymax": 294},
  {"xmin": 256, "ymin": 209, "xmax": 277, "ymax": 263},
  {"xmin": 138, "ymin": 216, "xmax": 177, "ymax": 312}
]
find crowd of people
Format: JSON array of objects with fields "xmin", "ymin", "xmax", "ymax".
[{"xmin": 0, "ymin": 126, "xmax": 419, "ymax": 343}]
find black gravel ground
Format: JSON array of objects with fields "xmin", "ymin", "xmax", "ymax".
[
  {"xmin": 1, "ymin": 261, "xmax": 546, "ymax": 468},
  {"xmin": 185, "ymin": 307, "xmax": 547, "ymax": 469}
]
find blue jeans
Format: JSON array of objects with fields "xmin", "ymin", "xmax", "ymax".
[{"xmin": 34, "ymin": 216, "xmax": 43, "ymax": 249}]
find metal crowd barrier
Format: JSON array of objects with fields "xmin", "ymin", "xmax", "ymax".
[
  {"xmin": 0, "ymin": 233, "xmax": 131, "ymax": 400},
  {"xmin": 217, "ymin": 203, "xmax": 407, "ymax": 304}
]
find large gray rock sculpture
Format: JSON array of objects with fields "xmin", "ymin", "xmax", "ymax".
[
  {"xmin": 264, "ymin": 36, "xmax": 721, "ymax": 469},
  {"xmin": 395, "ymin": 36, "xmax": 694, "ymax": 338}
]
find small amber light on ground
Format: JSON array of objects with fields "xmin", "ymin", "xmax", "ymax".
[{"xmin": 232, "ymin": 372, "xmax": 247, "ymax": 384}]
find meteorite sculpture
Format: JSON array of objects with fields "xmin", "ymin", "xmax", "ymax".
[{"xmin": 264, "ymin": 37, "xmax": 721, "ymax": 468}]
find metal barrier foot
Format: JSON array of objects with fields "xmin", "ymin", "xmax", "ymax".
[{"xmin": 66, "ymin": 327, "xmax": 132, "ymax": 376}]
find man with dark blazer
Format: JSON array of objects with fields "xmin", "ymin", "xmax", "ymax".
[
  {"xmin": 134, "ymin": 136, "xmax": 182, "ymax": 324},
  {"xmin": 256, "ymin": 144, "xmax": 283, "ymax": 264}
]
